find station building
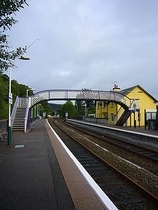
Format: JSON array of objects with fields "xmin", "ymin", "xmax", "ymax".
[{"xmin": 95, "ymin": 84, "xmax": 157, "ymax": 127}]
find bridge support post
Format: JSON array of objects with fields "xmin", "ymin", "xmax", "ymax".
[{"xmin": 134, "ymin": 111, "xmax": 136, "ymax": 128}]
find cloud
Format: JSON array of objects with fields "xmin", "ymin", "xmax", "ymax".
[{"xmin": 7, "ymin": 0, "xmax": 158, "ymax": 100}]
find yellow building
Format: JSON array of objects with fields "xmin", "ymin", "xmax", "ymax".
[{"xmin": 96, "ymin": 85, "xmax": 157, "ymax": 127}]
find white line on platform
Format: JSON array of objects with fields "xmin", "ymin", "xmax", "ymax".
[{"xmin": 47, "ymin": 120, "xmax": 118, "ymax": 210}]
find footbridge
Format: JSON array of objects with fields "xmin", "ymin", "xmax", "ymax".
[
  {"xmin": 30, "ymin": 89, "xmax": 131, "ymax": 108},
  {"xmin": 11, "ymin": 89, "xmax": 135, "ymax": 132}
]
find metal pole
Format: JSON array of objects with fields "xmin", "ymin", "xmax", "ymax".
[
  {"xmin": 6, "ymin": 51, "xmax": 31, "ymax": 145},
  {"xmin": 134, "ymin": 109, "xmax": 136, "ymax": 128},
  {"xmin": 26, "ymin": 89, "xmax": 29, "ymax": 97},
  {"xmin": 7, "ymin": 68, "xmax": 12, "ymax": 145},
  {"xmin": 26, "ymin": 39, "xmax": 39, "ymax": 49}
]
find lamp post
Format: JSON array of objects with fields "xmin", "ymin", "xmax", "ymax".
[
  {"xmin": 7, "ymin": 56, "xmax": 30, "ymax": 146},
  {"xmin": 7, "ymin": 68, "xmax": 12, "ymax": 146},
  {"xmin": 26, "ymin": 89, "xmax": 29, "ymax": 97},
  {"xmin": 26, "ymin": 88, "xmax": 35, "ymax": 97},
  {"xmin": 7, "ymin": 39, "xmax": 39, "ymax": 145}
]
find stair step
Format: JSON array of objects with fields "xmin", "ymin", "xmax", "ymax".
[
  {"xmin": 12, "ymin": 108, "xmax": 26, "ymax": 131},
  {"xmin": 13, "ymin": 124, "xmax": 24, "ymax": 126},
  {"xmin": 12, "ymin": 128, "xmax": 24, "ymax": 131}
]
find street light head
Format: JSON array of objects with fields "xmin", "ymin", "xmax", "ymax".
[{"xmin": 19, "ymin": 56, "xmax": 30, "ymax": 60}]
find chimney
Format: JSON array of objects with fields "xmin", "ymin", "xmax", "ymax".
[{"xmin": 113, "ymin": 84, "xmax": 120, "ymax": 91}]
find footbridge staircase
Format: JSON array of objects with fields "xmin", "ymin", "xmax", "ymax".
[
  {"xmin": 115, "ymin": 108, "xmax": 132, "ymax": 126},
  {"xmin": 11, "ymin": 89, "xmax": 135, "ymax": 132}
]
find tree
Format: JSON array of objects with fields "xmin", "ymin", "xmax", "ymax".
[
  {"xmin": 57, "ymin": 100, "xmax": 76, "ymax": 119},
  {"xmin": 39, "ymin": 101, "xmax": 52, "ymax": 118},
  {"xmin": 0, "ymin": 73, "xmax": 32, "ymax": 119},
  {"xmin": 0, "ymin": 0, "xmax": 28, "ymax": 72},
  {"xmin": 75, "ymin": 88, "xmax": 95, "ymax": 118},
  {"xmin": 0, "ymin": 75, "xmax": 8, "ymax": 119},
  {"xmin": 75, "ymin": 100, "xmax": 85, "ymax": 118}
]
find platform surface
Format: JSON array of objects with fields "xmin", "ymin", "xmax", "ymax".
[
  {"xmin": 0, "ymin": 119, "xmax": 75, "ymax": 210},
  {"xmin": 0, "ymin": 119, "xmax": 110, "ymax": 210}
]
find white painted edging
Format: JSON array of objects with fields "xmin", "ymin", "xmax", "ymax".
[
  {"xmin": 68, "ymin": 119, "xmax": 158, "ymax": 139},
  {"xmin": 47, "ymin": 120, "xmax": 118, "ymax": 210}
]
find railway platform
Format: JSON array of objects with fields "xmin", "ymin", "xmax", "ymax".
[
  {"xmin": 82, "ymin": 119, "xmax": 158, "ymax": 137},
  {"xmin": 0, "ymin": 119, "xmax": 115, "ymax": 210}
]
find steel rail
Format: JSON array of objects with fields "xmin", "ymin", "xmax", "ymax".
[{"xmin": 49, "ymin": 119, "xmax": 158, "ymax": 209}]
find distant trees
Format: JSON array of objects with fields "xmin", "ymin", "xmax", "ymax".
[
  {"xmin": 0, "ymin": 74, "xmax": 31, "ymax": 119},
  {"xmin": 39, "ymin": 101, "xmax": 52, "ymax": 118},
  {"xmin": 56, "ymin": 99, "xmax": 96, "ymax": 119},
  {"xmin": 0, "ymin": 72, "xmax": 53, "ymax": 119},
  {"xmin": 55, "ymin": 87, "xmax": 96, "ymax": 119},
  {"xmin": 0, "ymin": 74, "xmax": 8, "ymax": 119},
  {"xmin": 74, "ymin": 100, "xmax": 95, "ymax": 119},
  {"xmin": 0, "ymin": 1, "xmax": 29, "ymax": 119},
  {"xmin": 74, "ymin": 88, "xmax": 96, "ymax": 119},
  {"xmin": 57, "ymin": 100, "xmax": 76, "ymax": 119},
  {"xmin": 0, "ymin": 0, "xmax": 28, "ymax": 72}
]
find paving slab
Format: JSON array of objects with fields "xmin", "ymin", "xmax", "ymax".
[{"xmin": 0, "ymin": 119, "xmax": 75, "ymax": 210}]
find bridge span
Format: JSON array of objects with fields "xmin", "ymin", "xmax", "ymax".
[
  {"xmin": 11, "ymin": 89, "xmax": 134, "ymax": 132},
  {"xmin": 30, "ymin": 89, "xmax": 132, "ymax": 109}
]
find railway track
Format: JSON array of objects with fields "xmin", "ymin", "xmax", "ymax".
[
  {"xmin": 48, "ymin": 119, "xmax": 158, "ymax": 209},
  {"xmin": 65, "ymin": 121, "xmax": 158, "ymax": 163},
  {"xmin": 64, "ymin": 120, "xmax": 158, "ymax": 176}
]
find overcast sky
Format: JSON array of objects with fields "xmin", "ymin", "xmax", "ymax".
[{"xmin": 8, "ymin": 0, "xmax": 158, "ymax": 100}]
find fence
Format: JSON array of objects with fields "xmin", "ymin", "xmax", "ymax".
[
  {"xmin": 0, "ymin": 119, "xmax": 7, "ymax": 132},
  {"xmin": 0, "ymin": 119, "xmax": 7, "ymax": 141}
]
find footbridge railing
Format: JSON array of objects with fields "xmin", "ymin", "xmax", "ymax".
[
  {"xmin": 11, "ymin": 89, "xmax": 134, "ymax": 132},
  {"xmin": 30, "ymin": 89, "xmax": 132, "ymax": 109}
]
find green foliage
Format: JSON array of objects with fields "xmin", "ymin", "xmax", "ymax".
[
  {"xmin": 11, "ymin": 79, "xmax": 32, "ymax": 99},
  {"xmin": 74, "ymin": 88, "xmax": 96, "ymax": 118},
  {"xmin": 39, "ymin": 101, "xmax": 52, "ymax": 117},
  {"xmin": 0, "ymin": 0, "xmax": 28, "ymax": 72},
  {"xmin": 57, "ymin": 100, "xmax": 76, "ymax": 119},
  {"xmin": 48, "ymin": 103, "xmax": 61, "ymax": 116},
  {"xmin": 0, "ymin": 75, "xmax": 8, "ymax": 119},
  {"xmin": 75, "ymin": 99, "xmax": 95, "ymax": 118},
  {"xmin": 0, "ymin": 73, "xmax": 32, "ymax": 119},
  {"xmin": 75, "ymin": 100, "xmax": 84, "ymax": 118}
]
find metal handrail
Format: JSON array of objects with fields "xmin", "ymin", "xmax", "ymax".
[
  {"xmin": 11, "ymin": 96, "xmax": 19, "ymax": 127},
  {"xmin": 24, "ymin": 97, "xmax": 31, "ymax": 132},
  {"xmin": 30, "ymin": 89, "xmax": 131, "ymax": 109}
]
